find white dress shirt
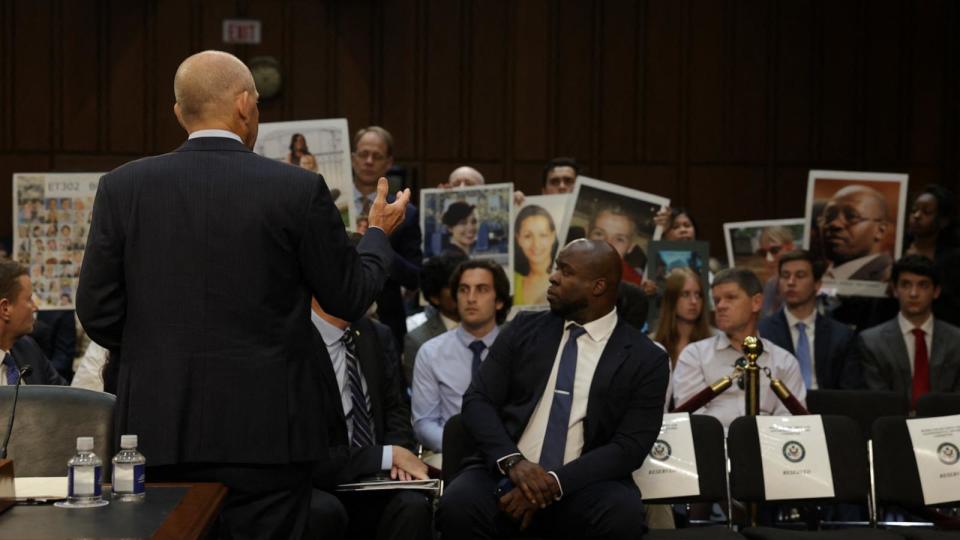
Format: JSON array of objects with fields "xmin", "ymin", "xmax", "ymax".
[
  {"xmin": 312, "ymin": 311, "xmax": 392, "ymax": 471},
  {"xmin": 897, "ymin": 313, "xmax": 935, "ymax": 377},
  {"xmin": 188, "ymin": 129, "xmax": 242, "ymax": 143},
  {"xmin": 823, "ymin": 253, "xmax": 883, "ymax": 280},
  {"xmin": 784, "ymin": 308, "xmax": 818, "ymax": 389},
  {"xmin": 673, "ymin": 334, "xmax": 806, "ymax": 429},
  {"xmin": 516, "ymin": 308, "xmax": 618, "ymax": 467}
]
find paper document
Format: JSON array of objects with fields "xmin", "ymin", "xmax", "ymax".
[
  {"xmin": 14, "ymin": 476, "xmax": 68, "ymax": 500},
  {"xmin": 336, "ymin": 477, "xmax": 440, "ymax": 493}
]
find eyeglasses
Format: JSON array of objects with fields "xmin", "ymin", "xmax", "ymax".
[
  {"xmin": 547, "ymin": 177, "xmax": 576, "ymax": 187},
  {"xmin": 353, "ymin": 151, "xmax": 388, "ymax": 162},
  {"xmin": 817, "ymin": 206, "xmax": 884, "ymax": 227},
  {"xmin": 755, "ymin": 245, "xmax": 784, "ymax": 258}
]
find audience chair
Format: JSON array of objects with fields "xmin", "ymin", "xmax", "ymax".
[
  {"xmin": 728, "ymin": 415, "xmax": 899, "ymax": 540},
  {"xmin": 872, "ymin": 415, "xmax": 960, "ymax": 539},
  {"xmin": 915, "ymin": 393, "xmax": 960, "ymax": 418},
  {"xmin": 0, "ymin": 385, "xmax": 116, "ymax": 477},
  {"xmin": 644, "ymin": 414, "xmax": 745, "ymax": 540},
  {"xmin": 806, "ymin": 390, "xmax": 908, "ymax": 440}
]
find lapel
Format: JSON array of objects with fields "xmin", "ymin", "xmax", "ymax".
[
  {"xmin": 585, "ymin": 321, "xmax": 630, "ymax": 443},
  {"xmin": 930, "ymin": 320, "xmax": 946, "ymax": 384},
  {"xmin": 813, "ymin": 314, "xmax": 831, "ymax": 387},
  {"xmin": 883, "ymin": 320, "xmax": 912, "ymax": 389},
  {"xmin": 772, "ymin": 310, "xmax": 795, "ymax": 355}
]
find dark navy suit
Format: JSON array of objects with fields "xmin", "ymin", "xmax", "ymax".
[{"xmin": 758, "ymin": 309, "xmax": 864, "ymax": 389}]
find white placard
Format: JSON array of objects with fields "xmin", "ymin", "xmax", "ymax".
[
  {"xmin": 633, "ymin": 413, "xmax": 699, "ymax": 500},
  {"xmin": 12, "ymin": 172, "xmax": 103, "ymax": 310},
  {"xmin": 757, "ymin": 415, "xmax": 835, "ymax": 500},
  {"xmin": 906, "ymin": 415, "xmax": 960, "ymax": 505}
]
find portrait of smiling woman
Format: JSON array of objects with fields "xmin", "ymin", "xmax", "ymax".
[
  {"xmin": 513, "ymin": 205, "xmax": 559, "ymax": 306},
  {"xmin": 442, "ymin": 202, "xmax": 479, "ymax": 256}
]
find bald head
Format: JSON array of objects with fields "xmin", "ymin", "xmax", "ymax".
[
  {"xmin": 173, "ymin": 51, "xmax": 259, "ymax": 147},
  {"xmin": 547, "ymin": 239, "xmax": 622, "ymax": 322},
  {"xmin": 565, "ymin": 239, "xmax": 623, "ymax": 292},
  {"xmin": 831, "ymin": 185, "xmax": 889, "ymax": 220},
  {"xmin": 445, "ymin": 166, "xmax": 485, "ymax": 188}
]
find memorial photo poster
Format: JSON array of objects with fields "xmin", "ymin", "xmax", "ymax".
[
  {"xmin": 561, "ymin": 177, "xmax": 669, "ymax": 286},
  {"xmin": 724, "ymin": 218, "xmax": 804, "ymax": 287},
  {"xmin": 512, "ymin": 194, "xmax": 570, "ymax": 307},
  {"xmin": 420, "ymin": 183, "xmax": 513, "ymax": 282},
  {"xmin": 12, "ymin": 173, "xmax": 103, "ymax": 310},
  {"xmin": 645, "ymin": 240, "xmax": 710, "ymax": 295},
  {"xmin": 254, "ymin": 118, "xmax": 355, "ymax": 228},
  {"xmin": 804, "ymin": 170, "xmax": 908, "ymax": 297}
]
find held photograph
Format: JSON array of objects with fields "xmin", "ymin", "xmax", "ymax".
[
  {"xmin": 804, "ymin": 170, "xmax": 908, "ymax": 297},
  {"xmin": 560, "ymin": 177, "xmax": 670, "ymax": 286},
  {"xmin": 512, "ymin": 194, "xmax": 571, "ymax": 307}
]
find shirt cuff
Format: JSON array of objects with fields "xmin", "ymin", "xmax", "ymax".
[
  {"xmin": 367, "ymin": 225, "xmax": 385, "ymax": 233},
  {"xmin": 380, "ymin": 445, "xmax": 393, "ymax": 471},
  {"xmin": 547, "ymin": 471, "xmax": 563, "ymax": 500},
  {"xmin": 496, "ymin": 453, "xmax": 522, "ymax": 475}
]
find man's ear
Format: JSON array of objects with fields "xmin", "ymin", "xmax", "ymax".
[
  {"xmin": 750, "ymin": 293, "xmax": 763, "ymax": 314},
  {"xmin": 236, "ymin": 91, "xmax": 252, "ymax": 122},
  {"xmin": 592, "ymin": 278, "xmax": 608, "ymax": 297},
  {"xmin": 0, "ymin": 298, "xmax": 10, "ymax": 322},
  {"xmin": 173, "ymin": 103, "xmax": 188, "ymax": 132},
  {"xmin": 874, "ymin": 220, "xmax": 889, "ymax": 242}
]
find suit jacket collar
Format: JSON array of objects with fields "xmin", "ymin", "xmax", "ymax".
[
  {"xmin": 931, "ymin": 319, "xmax": 948, "ymax": 382},
  {"xmin": 175, "ymin": 136, "xmax": 252, "ymax": 153},
  {"xmin": 881, "ymin": 319, "xmax": 912, "ymax": 388},
  {"xmin": 812, "ymin": 312, "xmax": 832, "ymax": 386},
  {"xmin": 769, "ymin": 309, "xmax": 794, "ymax": 355}
]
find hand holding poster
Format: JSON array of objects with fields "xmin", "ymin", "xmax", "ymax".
[
  {"xmin": 804, "ymin": 170, "xmax": 908, "ymax": 297},
  {"xmin": 906, "ymin": 415, "xmax": 960, "ymax": 505},
  {"xmin": 633, "ymin": 413, "xmax": 700, "ymax": 500},
  {"xmin": 13, "ymin": 173, "xmax": 103, "ymax": 310},
  {"xmin": 756, "ymin": 415, "xmax": 835, "ymax": 500}
]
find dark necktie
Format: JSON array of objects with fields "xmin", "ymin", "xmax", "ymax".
[
  {"xmin": 341, "ymin": 328, "xmax": 375, "ymax": 448},
  {"xmin": 3, "ymin": 354, "xmax": 18, "ymax": 385},
  {"xmin": 468, "ymin": 340, "xmax": 486, "ymax": 379},
  {"xmin": 911, "ymin": 328, "xmax": 930, "ymax": 408},
  {"xmin": 539, "ymin": 324, "xmax": 587, "ymax": 471},
  {"xmin": 795, "ymin": 322, "xmax": 813, "ymax": 389}
]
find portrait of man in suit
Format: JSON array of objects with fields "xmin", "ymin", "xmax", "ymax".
[
  {"xmin": 438, "ymin": 239, "xmax": 668, "ymax": 539},
  {"xmin": 76, "ymin": 50, "xmax": 409, "ymax": 540},
  {"xmin": 309, "ymin": 300, "xmax": 432, "ymax": 540},
  {"xmin": 818, "ymin": 184, "xmax": 893, "ymax": 281},
  {"xmin": 0, "ymin": 259, "xmax": 67, "ymax": 386},
  {"xmin": 758, "ymin": 250, "xmax": 863, "ymax": 390},
  {"xmin": 857, "ymin": 255, "xmax": 960, "ymax": 408}
]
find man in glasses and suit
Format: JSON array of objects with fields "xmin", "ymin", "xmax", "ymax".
[{"xmin": 818, "ymin": 185, "xmax": 893, "ymax": 282}]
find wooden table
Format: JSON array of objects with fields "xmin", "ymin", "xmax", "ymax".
[{"xmin": 0, "ymin": 482, "xmax": 227, "ymax": 540}]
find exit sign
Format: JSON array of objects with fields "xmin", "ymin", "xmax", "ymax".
[{"xmin": 223, "ymin": 19, "xmax": 261, "ymax": 44}]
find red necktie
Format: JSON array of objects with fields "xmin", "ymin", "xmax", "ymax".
[{"xmin": 911, "ymin": 328, "xmax": 930, "ymax": 408}]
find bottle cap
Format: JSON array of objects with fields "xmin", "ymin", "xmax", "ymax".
[
  {"xmin": 120, "ymin": 434, "xmax": 138, "ymax": 449},
  {"xmin": 77, "ymin": 436, "xmax": 94, "ymax": 451}
]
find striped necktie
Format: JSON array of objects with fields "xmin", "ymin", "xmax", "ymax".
[{"xmin": 341, "ymin": 328, "xmax": 375, "ymax": 448}]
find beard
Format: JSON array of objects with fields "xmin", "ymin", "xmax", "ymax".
[{"xmin": 548, "ymin": 295, "xmax": 589, "ymax": 319}]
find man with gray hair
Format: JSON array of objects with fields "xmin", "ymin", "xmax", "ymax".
[
  {"xmin": 818, "ymin": 185, "xmax": 892, "ymax": 281},
  {"xmin": 442, "ymin": 166, "xmax": 485, "ymax": 188},
  {"xmin": 673, "ymin": 268, "xmax": 805, "ymax": 429},
  {"xmin": 77, "ymin": 50, "xmax": 409, "ymax": 540}
]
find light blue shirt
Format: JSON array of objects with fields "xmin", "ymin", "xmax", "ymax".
[
  {"xmin": 188, "ymin": 129, "xmax": 242, "ymax": 143},
  {"xmin": 411, "ymin": 325, "xmax": 500, "ymax": 452},
  {"xmin": 312, "ymin": 311, "xmax": 392, "ymax": 470}
]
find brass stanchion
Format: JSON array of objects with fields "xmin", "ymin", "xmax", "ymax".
[{"xmin": 741, "ymin": 336, "xmax": 763, "ymax": 527}]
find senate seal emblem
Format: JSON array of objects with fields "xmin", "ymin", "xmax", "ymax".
[
  {"xmin": 782, "ymin": 440, "xmax": 806, "ymax": 463},
  {"xmin": 938, "ymin": 442, "xmax": 959, "ymax": 465},
  {"xmin": 649, "ymin": 440, "xmax": 672, "ymax": 461}
]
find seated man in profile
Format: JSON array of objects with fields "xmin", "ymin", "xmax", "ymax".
[
  {"xmin": 758, "ymin": 250, "xmax": 863, "ymax": 390},
  {"xmin": 857, "ymin": 255, "xmax": 960, "ymax": 408},
  {"xmin": 411, "ymin": 260, "xmax": 511, "ymax": 457},
  {"xmin": 309, "ymin": 299, "xmax": 432, "ymax": 540},
  {"xmin": 674, "ymin": 268, "xmax": 805, "ymax": 429},
  {"xmin": 0, "ymin": 259, "xmax": 67, "ymax": 386},
  {"xmin": 439, "ymin": 240, "xmax": 668, "ymax": 539}
]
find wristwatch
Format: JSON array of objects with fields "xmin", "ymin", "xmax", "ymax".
[{"xmin": 502, "ymin": 455, "xmax": 524, "ymax": 473}]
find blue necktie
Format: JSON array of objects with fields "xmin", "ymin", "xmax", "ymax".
[
  {"xmin": 795, "ymin": 322, "xmax": 813, "ymax": 389},
  {"xmin": 3, "ymin": 354, "xmax": 18, "ymax": 386},
  {"xmin": 539, "ymin": 324, "xmax": 587, "ymax": 471},
  {"xmin": 468, "ymin": 340, "xmax": 486, "ymax": 379},
  {"xmin": 341, "ymin": 328, "xmax": 374, "ymax": 448}
]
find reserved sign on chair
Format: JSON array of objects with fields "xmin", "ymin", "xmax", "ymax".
[
  {"xmin": 633, "ymin": 413, "xmax": 699, "ymax": 499},
  {"xmin": 757, "ymin": 415, "xmax": 834, "ymax": 500},
  {"xmin": 906, "ymin": 414, "xmax": 960, "ymax": 505}
]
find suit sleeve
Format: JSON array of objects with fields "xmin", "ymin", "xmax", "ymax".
[
  {"xmin": 76, "ymin": 176, "xmax": 126, "ymax": 350},
  {"xmin": 461, "ymin": 319, "xmax": 525, "ymax": 470},
  {"xmin": 856, "ymin": 333, "xmax": 889, "ymax": 391},
  {"xmin": 554, "ymin": 348, "xmax": 669, "ymax": 495},
  {"xmin": 300, "ymin": 176, "xmax": 393, "ymax": 322}
]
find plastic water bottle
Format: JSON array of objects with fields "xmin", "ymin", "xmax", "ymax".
[
  {"xmin": 112, "ymin": 434, "xmax": 146, "ymax": 501},
  {"xmin": 66, "ymin": 436, "xmax": 103, "ymax": 506}
]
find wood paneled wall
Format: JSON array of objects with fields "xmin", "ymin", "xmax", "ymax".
[{"xmin": 1, "ymin": 0, "xmax": 958, "ymax": 254}]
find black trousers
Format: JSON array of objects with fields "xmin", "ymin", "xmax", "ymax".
[
  {"xmin": 439, "ymin": 465, "xmax": 647, "ymax": 540},
  {"xmin": 308, "ymin": 488, "xmax": 434, "ymax": 540},
  {"xmin": 148, "ymin": 462, "xmax": 313, "ymax": 540}
]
